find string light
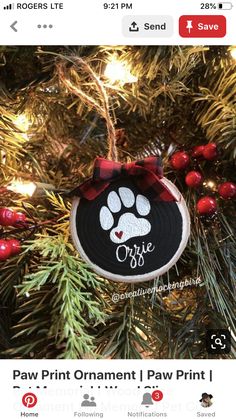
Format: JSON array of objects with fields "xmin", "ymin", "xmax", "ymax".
[
  {"xmin": 7, "ymin": 180, "xmax": 56, "ymax": 197},
  {"xmin": 203, "ymin": 180, "xmax": 216, "ymax": 190},
  {"xmin": 7, "ymin": 180, "xmax": 37, "ymax": 197},
  {"xmin": 230, "ymin": 46, "xmax": 236, "ymax": 60},
  {"xmin": 15, "ymin": 113, "xmax": 30, "ymax": 132},
  {"xmin": 104, "ymin": 57, "xmax": 138, "ymax": 85},
  {"xmin": 14, "ymin": 113, "xmax": 31, "ymax": 142}
]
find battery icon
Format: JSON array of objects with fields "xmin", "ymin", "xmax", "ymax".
[{"xmin": 218, "ymin": 2, "xmax": 233, "ymax": 9}]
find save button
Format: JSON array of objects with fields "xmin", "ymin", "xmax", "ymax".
[{"xmin": 179, "ymin": 15, "xmax": 226, "ymax": 38}]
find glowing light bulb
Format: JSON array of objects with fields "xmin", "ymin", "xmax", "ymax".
[
  {"xmin": 230, "ymin": 46, "xmax": 236, "ymax": 59},
  {"xmin": 15, "ymin": 114, "xmax": 30, "ymax": 132},
  {"xmin": 14, "ymin": 113, "xmax": 31, "ymax": 142},
  {"xmin": 104, "ymin": 58, "xmax": 138, "ymax": 85},
  {"xmin": 205, "ymin": 180, "xmax": 216, "ymax": 189},
  {"xmin": 7, "ymin": 180, "xmax": 37, "ymax": 197}
]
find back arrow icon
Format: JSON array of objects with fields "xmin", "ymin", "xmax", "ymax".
[{"xmin": 10, "ymin": 21, "xmax": 18, "ymax": 32}]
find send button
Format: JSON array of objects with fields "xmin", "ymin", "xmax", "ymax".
[
  {"xmin": 123, "ymin": 16, "xmax": 173, "ymax": 37},
  {"xmin": 144, "ymin": 22, "xmax": 167, "ymax": 31}
]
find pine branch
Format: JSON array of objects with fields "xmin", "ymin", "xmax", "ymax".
[
  {"xmin": 194, "ymin": 65, "xmax": 236, "ymax": 159},
  {"xmin": 7, "ymin": 235, "xmax": 106, "ymax": 358}
]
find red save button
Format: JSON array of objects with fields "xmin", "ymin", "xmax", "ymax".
[{"xmin": 179, "ymin": 15, "xmax": 226, "ymax": 38}]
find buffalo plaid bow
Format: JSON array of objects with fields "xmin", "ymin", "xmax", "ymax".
[{"xmin": 71, "ymin": 157, "xmax": 176, "ymax": 202}]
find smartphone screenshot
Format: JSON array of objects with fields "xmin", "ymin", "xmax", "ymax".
[{"xmin": 0, "ymin": 0, "xmax": 235, "ymax": 417}]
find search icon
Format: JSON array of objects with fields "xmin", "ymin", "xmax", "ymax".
[{"xmin": 206, "ymin": 330, "xmax": 231, "ymax": 354}]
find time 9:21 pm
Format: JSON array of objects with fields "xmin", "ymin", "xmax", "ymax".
[{"xmin": 103, "ymin": 3, "xmax": 133, "ymax": 10}]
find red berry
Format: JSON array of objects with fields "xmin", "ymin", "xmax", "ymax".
[
  {"xmin": 185, "ymin": 171, "xmax": 203, "ymax": 188},
  {"xmin": 203, "ymin": 143, "xmax": 218, "ymax": 161},
  {"xmin": 170, "ymin": 151, "xmax": 190, "ymax": 170},
  {"xmin": 218, "ymin": 182, "xmax": 236, "ymax": 199},
  {"xmin": 0, "ymin": 208, "xmax": 17, "ymax": 226},
  {"xmin": 8, "ymin": 239, "xmax": 21, "ymax": 256},
  {"xmin": 0, "ymin": 240, "xmax": 12, "ymax": 261},
  {"xmin": 14, "ymin": 212, "xmax": 26, "ymax": 225},
  {"xmin": 197, "ymin": 196, "xmax": 217, "ymax": 215},
  {"xmin": 191, "ymin": 145, "xmax": 205, "ymax": 159}
]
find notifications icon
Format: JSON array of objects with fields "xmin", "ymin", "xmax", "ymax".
[
  {"xmin": 141, "ymin": 390, "xmax": 164, "ymax": 407},
  {"xmin": 152, "ymin": 390, "xmax": 163, "ymax": 402},
  {"xmin": 22, "ymin": 393, "xmax": 38, "ymax": 408}
]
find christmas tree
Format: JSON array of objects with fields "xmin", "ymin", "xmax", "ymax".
[{"xmin": 0, "ymin": 46, "xmax": 235, "ymax": 359}]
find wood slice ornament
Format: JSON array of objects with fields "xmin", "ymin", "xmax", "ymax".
[
  {"xmin": 70, "ymin": 157, "xmax": 190, "ymax": 283},
  {"xmin": 57, "ymin": 57, "xmax": 190, "ymax": 283}
]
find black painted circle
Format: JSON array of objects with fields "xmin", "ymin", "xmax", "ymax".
[{"xmin": 72, "ymin": 178, "xmax": 184, "ymax": 278}]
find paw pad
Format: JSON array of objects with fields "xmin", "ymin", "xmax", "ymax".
[{"xmin": 99, "ymin": 187, "xmax": 151, "ymax": 244}]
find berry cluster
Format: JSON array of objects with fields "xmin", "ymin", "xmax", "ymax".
[
  {"xmin": 0, "ymin": 239, "xmax": 21, "ymax": 261},
  {"xmin": 0, "ymin": 207, "xmax": 26, "ymax": 261},
  {"xmin": 170, "ymin": 143, "xmax": 236, "ymax": 215},
  {"xmin": 0, "ymin": 207, "xmax": 26, "ymax": 226}
]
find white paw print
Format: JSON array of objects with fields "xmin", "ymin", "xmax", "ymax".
[{"xmin": 99, "ymin": 187, "xmax": 151, "ymax": 244}]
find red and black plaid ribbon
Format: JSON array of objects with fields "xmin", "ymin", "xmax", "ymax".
[{"xmin": 71, "ymin": 156, "xmax": 176, "ymax": 202}]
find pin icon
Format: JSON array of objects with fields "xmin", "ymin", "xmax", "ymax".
[{"xmin": 22, "ymin": 393, "xmax": 37, "ymax": 408}]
